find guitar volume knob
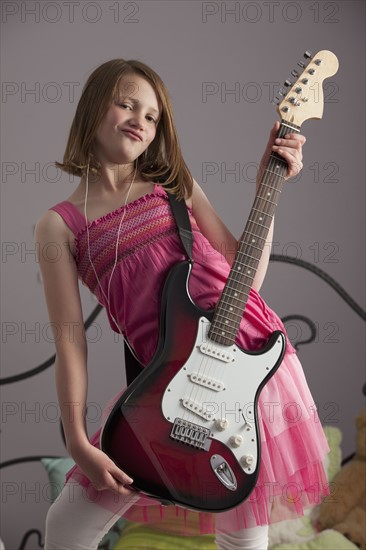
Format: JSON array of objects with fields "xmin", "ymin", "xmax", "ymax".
[
  {"xmin": 215, "ymin": 418, "xmax": 229, "ymax": 431},
  {"xmin": 229, "ymin": 434, "xmax": 243, "ymax": 448},
  {"xmin": 240, "ymin": 454, "xmax": 254, "ymax": 468}
]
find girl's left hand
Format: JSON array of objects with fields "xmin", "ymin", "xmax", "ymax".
[{"xmin": 258, "ymin": 120, "xmax": 306, "ymax": 182}]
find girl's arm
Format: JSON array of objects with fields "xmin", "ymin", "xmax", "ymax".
[
  {"xmin": 190, "ymin": 122, "xmax": 305, "ymax": 292},
  {"xmin": 34, "ymin": 210, "xmax": 133, "ymax": 495}
]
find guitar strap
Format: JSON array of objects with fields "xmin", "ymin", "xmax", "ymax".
[
  {"xmin": 124, "ymin": 180, "xmax": 194, "ymax": 385},
  {"xmin": 166, "ymin": 187, "xmax": 194, "ymax": 262}
]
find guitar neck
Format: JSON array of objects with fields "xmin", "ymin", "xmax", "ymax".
[{"xmin": 208, "ymin": 121, "xmax": 301, "ymax": 346}]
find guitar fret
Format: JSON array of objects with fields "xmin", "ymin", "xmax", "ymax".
[
  {"xmin": 220, "ymin": 298, "xmax": 245, "ymax": 310},
  {"xmin": 265, "ymin": 160, "xmax": 284, "ymax": 170},
  {"xmin": 209, "ymin": 325, "xmax": 237, "ymax": 338},
  {"xmin": 216, "ymin": 309, "xmax": 243, "ymax": 321},
  {"xmin": 239, "ymin": 238, "xmax": 263, "ymax": 249},
  {"xmin": 238, "ymin": 243, "xmax": 263, "ymax": 254},
  {"xmin": 281, "ymin": 122, "xmax": 300, "ymax": 133},
  {"xmin": 220, "ymin": 295, "xmax": 247, "ymax": 306},
  {"xmin": 235, "ymin": 259, "xmax": 259, "ymax": 270},
  {"xmin": 244, "ymin": 231, "xmax": 266, "ymax": 242},
  {"xmin": 264, "ymin": 168, "xmax": 285, "ymax": 179},
  {"xmin": 225, "ymin": 285, "xmax": 250, "ymax": 296},
  {"xmin": 258, "ymin": 197, "xmax": 278, "ymax": 207},
  {"xmin": 218, "ymin": 306, "xmax": 243, "ymax": 319},
  {"xmin": 269, "ymin": 153, "xmax": 288, "ymax": 165},
  {"xmin": 252, "ymin": 208, "xmax": 272, "ymax": 218},
  {"xmin": 256, "ymin": 195, "xmax": 278, "ymax": 206},
  {"xmin": 213, "ymin": 322, "xmax": 240, "ymax": 336},
  {"xmin": 225, "ymin": 278, "xmax": 248, "ymax": 289},
  {"xmin": 233, "ymin": 268, "xmax": 257, "ymax": 279},
  {"xmin": 260, "ymin": 182, "xmax": 282, "ymax": 191},
  {"xmin": 231, "ymin": 268, "xmax": 254, "ymax": 279},
  {"xmin": 248, "ymin": 219, "xmax": 268, "ymax": 230},
  {"xmin": 232, "ymin": 271, "xmax": 255, "ymax": 281},
  {"xmin": 230, "ymin": 270, "xmax": 255, "ymax": 281},
  {"xmin": 235, "ymin": 256, "xmax": 260, "ymax": 266}
]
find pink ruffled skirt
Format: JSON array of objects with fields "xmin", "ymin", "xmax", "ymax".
[{"xmin": 64, "ymin": 351, "xmax": 330, "ymax": 535}]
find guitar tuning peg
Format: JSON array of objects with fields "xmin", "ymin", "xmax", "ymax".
[
  {"xmin": 304, "ymin": 50, "xmax": 313, "ymax": 59},
  {"xmin": 291, "ymin": 69, "xmax": 299, "ymax": 77},
  {"xmin": 297, "ymin": 61, "xmax": 306, "ymax": 68},
  {"xmin": 271, "ymin": 96, "xmax": 281, "ymax": 105},
  {"xmin": 284, "ymin": 79, "xmax": 292, "ymax": 87}
]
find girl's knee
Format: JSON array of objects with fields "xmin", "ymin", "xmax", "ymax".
[
  {"xmin": 215, "ymin": 525, "xmax": 269, "ymax": 550},
  {"xmin": 44, "ymin": 499, "xmax": 73, "ymax": 550},
  {"xmin": 44, "ymin": 487, "xmax": 97, "ymax": 550}
]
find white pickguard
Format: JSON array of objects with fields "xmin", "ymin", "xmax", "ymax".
[{"xmin": 161, "ymin": 317, "xmax": 285, "ymax": 474}]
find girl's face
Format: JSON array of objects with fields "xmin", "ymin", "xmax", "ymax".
[{"xmin": 93, "ymin": 74, "xmax": 161, "ymax": 168}]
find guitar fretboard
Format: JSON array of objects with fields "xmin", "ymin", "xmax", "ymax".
[{"xmin": 208, "ymin": 121, "xmax": 301, "ymax": 346}]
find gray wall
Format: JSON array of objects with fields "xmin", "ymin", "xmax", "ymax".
[{"xmin": 1, "ymin": 1, "xmax": 365, "ymax": 548}]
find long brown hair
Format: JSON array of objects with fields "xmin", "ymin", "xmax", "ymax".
[{"xmin": 55, "ymin": 59, "xmax": 193, "ymax": 199}]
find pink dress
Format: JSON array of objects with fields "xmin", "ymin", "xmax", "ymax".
[{"xmin": 49, "ymin": 184, "xmax": 329, "ymax": 535}]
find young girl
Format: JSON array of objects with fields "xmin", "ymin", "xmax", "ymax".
[{"xmin": 35, "ymin": 58, "xmax": 330, "ymax": 550}]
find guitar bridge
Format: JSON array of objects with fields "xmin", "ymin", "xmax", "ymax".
[{"xmin": 170, "ymin": 418, "xmax": 211, "ymax": 451}]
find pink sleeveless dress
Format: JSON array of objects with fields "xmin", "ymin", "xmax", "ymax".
[{"xmin": 49, "ymin": 184, "xmax": 329, "ymax": 535}]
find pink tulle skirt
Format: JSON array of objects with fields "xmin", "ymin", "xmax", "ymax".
[{"xmin": 64, "ymin": 351, "xmax": 330, "ymax": 535}]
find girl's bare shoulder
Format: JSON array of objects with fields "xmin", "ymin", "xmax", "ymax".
[{"xmin": 35, "ymin": 207, "xmax": 76, "ymax": 258}]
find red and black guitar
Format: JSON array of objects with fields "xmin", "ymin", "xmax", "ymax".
[{"xmin": 100, "ymin": 51, "xmax": 339, "ymax": 513}]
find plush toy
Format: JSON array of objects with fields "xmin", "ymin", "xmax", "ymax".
[{"xmin": 316, "ymin": 408, "xmax": 366, "ymax": 550}]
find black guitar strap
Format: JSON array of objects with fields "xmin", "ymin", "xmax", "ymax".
[
  {"xmin": 166, "ymin": 190, "xmax": 194, "ymax": 262},
  {"xmin": 124, "ymin": 181, "xmax": 194, "ymax": 385}
]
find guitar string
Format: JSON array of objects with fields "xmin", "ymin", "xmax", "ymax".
[
  {"xmin": 212, "ymin": 123, "xmax": 292, "ymax": 344},
  {"xmin": 186, "ymin": 346, "xmax": 211, "ymax": 424},
  {"xmin": 195, "ymin": 123, "xmax": 294, "ymax": 432},
  {"xmin": 186, "ymin": 124, "xmax": 291, "ymax": 428},
  {"xmin": 212, "ymin": 121, "xmax": 300, "ymax": 341}
]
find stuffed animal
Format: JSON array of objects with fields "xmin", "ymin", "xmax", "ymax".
[{"xmin": 316, "ymin": 408, "xmax": 366, "ymax": 550}]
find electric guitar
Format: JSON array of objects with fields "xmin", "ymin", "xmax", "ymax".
[{"xmin": 100, "ymin": 50, "xmax": 339, "ymax": 512}]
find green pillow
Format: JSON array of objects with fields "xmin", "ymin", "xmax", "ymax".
[
  {"xmin": 114, "ymin": 522, "xmax": 216, "ymax": 549},
  {"xmin": 41, "ymin": 457, "xmax": 126, "ymax": 550},
  {"xmin": 41, "ymin": 457, "xmax": 75, "ymax": 502},
  {"xmin": 322, "ymin": 426, "xmax": 342, "ymax": 482}
]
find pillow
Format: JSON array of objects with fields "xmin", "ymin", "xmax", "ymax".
[
  {"xmin": 41, "ymin": 457, "xmax": 126, "ymax": 550},
  {"xmin": 114, "ymin": 522, "xmax": 216, "ymax": 550},
  {"xmin": 41, "ymin": 457, "xmax": 75, "ymax": 502},
  {"xmin": 321, "ymin": 426, "xmax": 342, "ymax": 483}
]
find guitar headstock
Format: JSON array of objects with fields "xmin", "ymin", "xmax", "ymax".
[{"xmin": 276, "ymin": 50, "xmax": 339, "ymax": 127}]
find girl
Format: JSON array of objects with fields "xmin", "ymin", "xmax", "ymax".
[{"xmin": 35, "ymin": 59, "xmax": 329, "ymax": 550}]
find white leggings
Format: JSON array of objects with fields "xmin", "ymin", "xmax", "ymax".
[{"xmin": 45, "ymin": 483, "xmax": 269, "ymax": 550}]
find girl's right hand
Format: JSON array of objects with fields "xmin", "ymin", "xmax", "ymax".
[{"xmin": 70, "ymin": 441, "xmax": 135, "ymax": 497}]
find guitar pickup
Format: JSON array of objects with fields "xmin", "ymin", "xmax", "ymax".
[
  {"xmin": 200, "ymin": 343, "xmax": 234, "ymax": 363},
  {"xmin": 189, "ymin": 372, "xmax": 225, "ymax": 392}
]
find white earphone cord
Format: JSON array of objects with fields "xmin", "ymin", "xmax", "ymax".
[{"xmin": 84, "ymin": 161, "xmax": 137, "ymax": 336}]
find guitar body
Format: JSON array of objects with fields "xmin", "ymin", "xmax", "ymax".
[{"xmin": 100, "ymin": 261, "xmax": 286, "ymax": 512}]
